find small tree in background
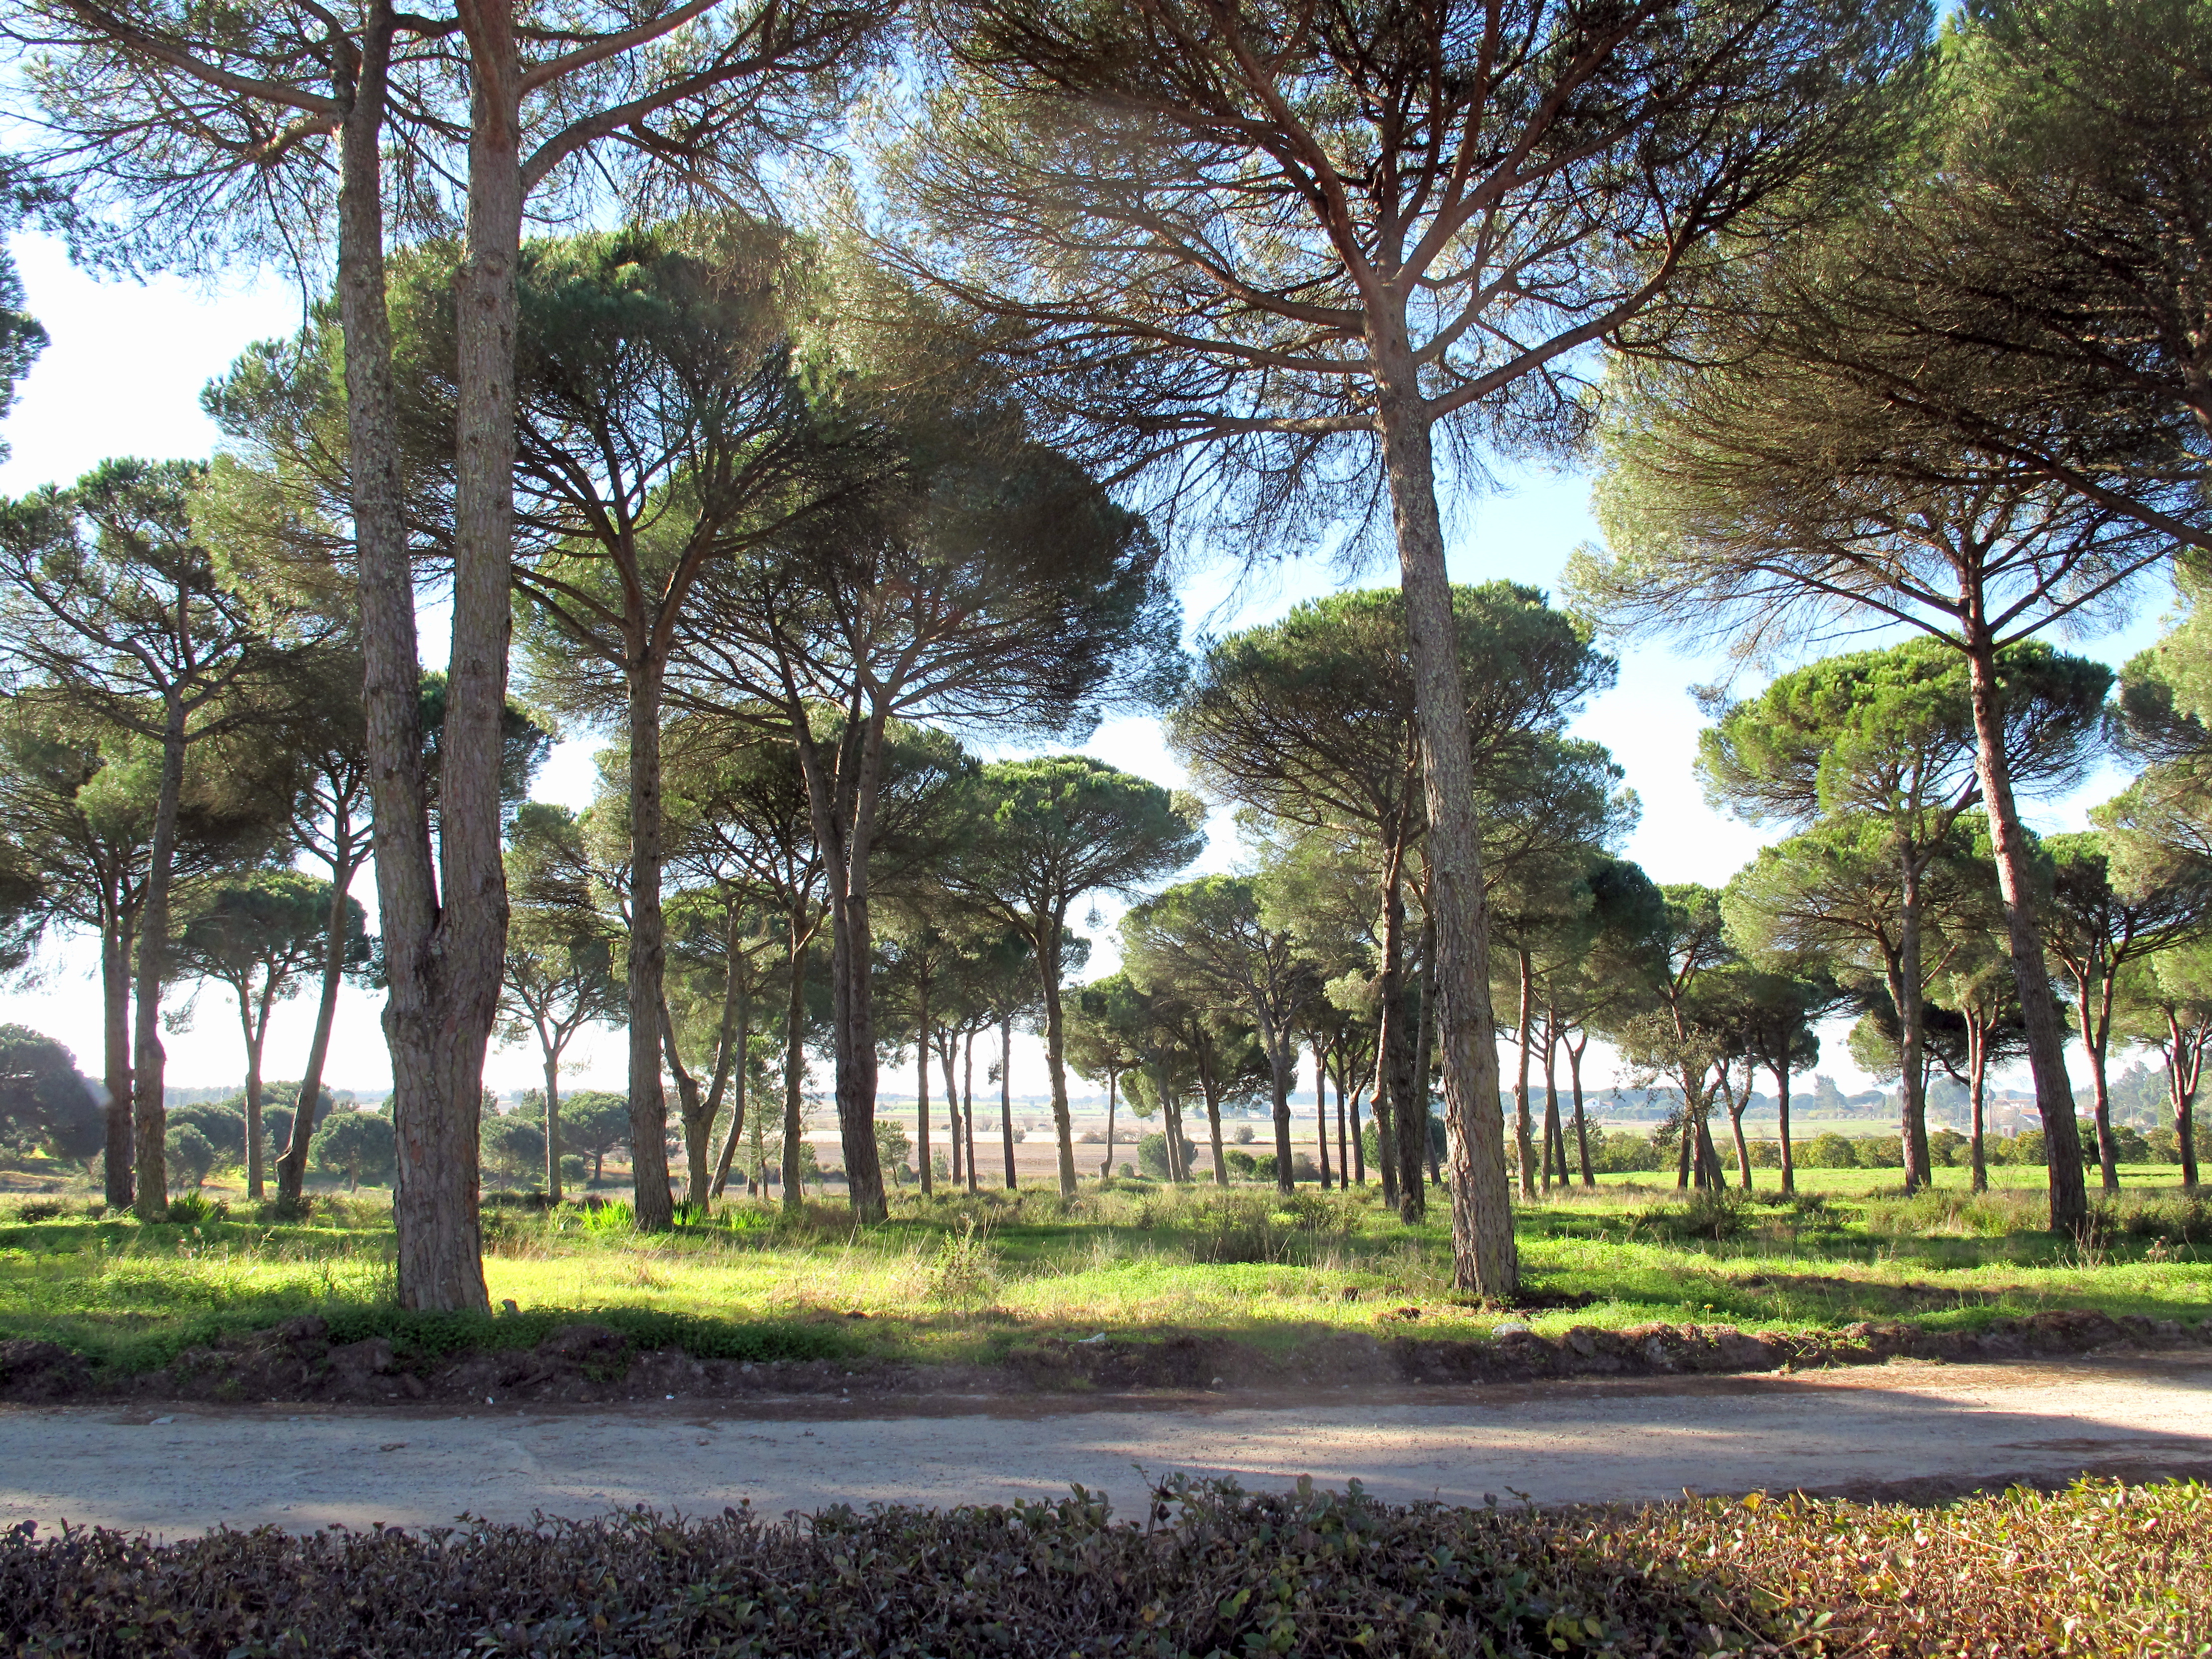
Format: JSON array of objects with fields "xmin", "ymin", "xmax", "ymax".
[{"xmin": 175, "ymin": 870, "xmax": 366, "ymax": 1200}]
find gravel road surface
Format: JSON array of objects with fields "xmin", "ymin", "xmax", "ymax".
[{"xmin": 5, "ymin": 1352, "xmax": 2207, "ymax": 1538}]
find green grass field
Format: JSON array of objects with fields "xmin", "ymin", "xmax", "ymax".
[{"xmin": 2, "ymin": 1172, "xmax": 2206, "ymax": 1375}]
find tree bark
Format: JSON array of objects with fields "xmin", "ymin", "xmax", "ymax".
[
  {"xmin": 1397, "ymin": 915, "xmax": 1435, "ymax": 1211},
  {"xmin": 1264, "ymin": 1021, "xmax": 1295, "ymax": 1193},
  {"xmin": 1962, "ymin": 631, "xmax": 2088, "ymax": 1233},
  {"xmin": 1333, "ymin": 1051, "xmax": 1349, "ymax": 1189},
  {"xmin": 1510, "ymin": 949, "xmax": 1536, "ymax": 1200},
  {"xmin": 626, "ymin": 656, "xmax": 675, "ymax": 1228},
  {"xmin": 238, "ymin": 977, "xmax": 272, "ymax": 1199},
  {"xmin": 130, "ymin": 694, "xmax": 185, "ymax": 1219},
  {"xmin": 1968, "ymin": 1013, "xmax": 1990, "ymax": 1195},
  {"xmin": 99, "ymin": 917, "xmax": 132, "ymax": 1209},
  {"xmin": 1202, "ymin": 1073, "xmax": 1227, "ymax": 1186},
  {"xmin": 1569, "ymin": 1035, "xmax": 1594, "ymax": 1187},
  {"xmin": 916, "ymin": 998, "xmax": 932, "ymax": 1197},
  {"xmin": 963, "ymin": 1030, "xmax": 979, "ymax": 1193},
  {"xmin": 1540, "ymin": 1021, "xmax": 1563, "ymax": 1193},
  {"xmin": 2166, "ymin": 1008, "xmax": 2201, "ymax": 1192},
  {"xmin": 660, "ymin": 994, "xmax": 710, "ymax": 1207},
  {"xmin": 938, "ymin": 1027, "xmax": 963, "ymax": 1188},
  {"xmin": 1100, "ymin": 1068, "xmax": 1117, "ymax": 1181},
  {"xmin": 780, "ymin": 921, "xmax": 807, "ymax": 1214},
  {"xmin": 1312, "ymin": 1039, "xmax": 1332, "ymax": 1189},
  {"xmin": 998, "ymin": 1012, "xmax": 1016, "ymax": 1189},
  {"xmin": 1895, "ymin": 859, "xmax": 1931, "ymax": 1191},
  {"xmin": 540, "ymin": 1033, "xmax": 565, "ymax": 1202},
  {"xmin": 1373, "ymin": 849, "xmax": 1411, "ymax": 1215},
  {"xmin": 1372, "ymin": 350, "xmax": 1514, "ymax": 1295},
  {"xmin": 2077, "ymin": 969, "xmax": 2120, "ymax": 1193},
  {"xmin": 1773, "ymin": 1058, "xmax": 1795, "ymax": 1196},
  {"xmin": 1034, "ymin": 922, "xmax": 1078, "ymax": 1199}
]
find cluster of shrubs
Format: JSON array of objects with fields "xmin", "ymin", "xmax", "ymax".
[{"xmin": 0, "ymin": 1477, "xmax": 2201, "ymax": 1657}]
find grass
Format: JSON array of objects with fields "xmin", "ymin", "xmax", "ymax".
[{"xmin": 2, "ymin": 1172, "xmax": 2207, "ymax": 1376}]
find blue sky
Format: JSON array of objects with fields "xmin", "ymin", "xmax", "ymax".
[{"xmin": 0, "ymin": 231, "xmax": 2168, "ymax": 1101}]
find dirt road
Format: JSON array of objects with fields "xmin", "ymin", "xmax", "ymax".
[{"xmin": 4, "ymin": 1352, "xmax": 2207, "ymax": 1539}]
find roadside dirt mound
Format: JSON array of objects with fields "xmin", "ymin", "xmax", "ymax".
[{"xmin": 3, "ymin": 1306, "xmax": 2204, "ymax": 1410}]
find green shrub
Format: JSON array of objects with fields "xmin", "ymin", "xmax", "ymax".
[
  {"xmin": 1224, "ymin": 1148, "xmax": 1257, "ymax": 1178},
  {"xmin": 1802, "ymin": 1132, "xmax": 1858, "ymax": 1169},
  {"xmin": 3, "ymin": 1477, "xmax": 2202, "ymax": 1657},
  {"xmin": 163, "ymin": 1125, "xmax": 216, "ymax": 1191}
]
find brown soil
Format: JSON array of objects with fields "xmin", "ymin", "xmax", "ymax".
[{"xmin": 1, "ymin": 1305, "xmax": 2203, "ymax": 1413}]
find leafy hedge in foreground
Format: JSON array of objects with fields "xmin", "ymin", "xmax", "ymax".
[{"xmin": 1, "ymin": 1477, "xmax": 2205, "ymax": 1657}]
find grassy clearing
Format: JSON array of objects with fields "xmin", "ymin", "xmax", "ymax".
[
  {"xmin": 2, "ymin": 1475, "xmax": 2205, "ymax": 1656},
  {"xmin": 2, "ymin": 1176, "xmax": 2206, "ymax": 1374}
]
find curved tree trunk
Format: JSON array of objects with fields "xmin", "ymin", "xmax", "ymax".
[
  {"xmin": 1372, "ymin": 353, "xmax": 1514, "ymax": 1295},
  {"xmin": 1963, "ymin": 631, "xmax": 2087, "ymax": 1233}
]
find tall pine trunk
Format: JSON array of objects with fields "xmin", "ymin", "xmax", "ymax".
[
  {"xmin": 2166, "ymin": 1009, "xmax": 2201, "ymax": 1192},
  {"xmin": 130, "ymin": 695, "xmax": 185, "ymax": 1219},
  {"xmin": 963, "ymin": 1031, "xmax": 979, "ymax": 1192},
  {"xmin": 542, "ymin": 1038, "xmax": 564, "ymax": 1202},
  {"xmin": 780, "ymin": 920, "xmax": 807, "ymax": 1214},
  {"xmin": 2080, "ymin": 973, "xmax": 2120, "ymax": 1192},
  {"xmin": 1035, "ymin": 925, "xmax": 1078, "ymax": 1197},
  {"xmin": 1773, "ymin": 1058, "xmax": 1795, "ymax": 1195},
  {"xmin": 1895, "ymin": 858, "xmax": 1931, "ymax": 1191},
  {"xmin": 627, "ymin": 656, "xmax": 675, "ymax": 1227},
  {"xmin": 1100, "ymin": 1069, "xmax": 1117, "ymax": 1181},
  {"xmin": 239, "ymin": 979, "xmax": 272, "ymax": 1199},
  {"xmin": 1969, "ymin": 1014, "xmax": 1990, "ymax": 1195},
  {"xmin": 1963, "ymin": 630, "xmax": 2086, "ymax": 1233},
  {"xmin": 1569, "ymin": 1036, "xmax": 1593, "ymax": 1187},
  {"xmin": 1374, "ymin": 847, "xmax": 1411, "ymax": 1216},
  {"xmin": 1312, "ymin": 1039, "xmax": 1331, "ymax": 1189},
  {"xmin": 1372, "ymin": 341, "xmax": 1514, "ymax": 1295},
  {"xmin": 99, "ymin": 915, "xmax": 132, "ymax": 1208},
  {"xmin": 998, "ymin": 1012, "xmax": 1016, "ymax": 1188}
]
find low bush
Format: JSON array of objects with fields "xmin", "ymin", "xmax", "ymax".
[{"xmin": 1, "ymin": 1477, "xmax": 2202, "ymax": 1657}]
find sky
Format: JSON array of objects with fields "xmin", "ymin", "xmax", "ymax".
[{"xmin": 0, "ymin": 230, "xmax": 2171, "ymax": 1104}]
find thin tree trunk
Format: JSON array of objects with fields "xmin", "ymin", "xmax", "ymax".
[
  {"xmin": 1373, "ymin": 358, "xmax": 1513, "ymax": 1293},
  {"xmin": 659, "ymin": 993, "xmax": 712, "ymax": 1207},
  {"xmin": 1100, "ymin": 1068, "xmax": 1117, "ymax": 1181},
  {"xmin": 239, "ymin": 979, "xmax": 270, "ymax": 1199},
  {"xmin": 1334, "ymin": 1052, "xmax": 1349, "ymax": 1190},
  {"xmin": 1969, "ymin": 1014, "xmax": 1989, "ymax": 1195},
  {"xmin": 1540, "ymin": 1019, "xmax": 1563, "ymax": 1193},
  {"xmin": 1398, "ymin": 915, "xmax": 1435, "ymax": 1209},
  {"xmin": 999, "ymin": 1011, "xmax": 1016, "ymax": 1189},
  {"xmin": 1895, "ymin": 863, "xmax": 1931, "ymax": 1192},
  {"xmin": 963, "ymin": 1029, "xmax": 979, "ymax": 1193},
  {"xmin": 710, "ymin": 998, "xmax": 753, "ymax": 1201},
  {"xmin": 542, "ymin": 1035, "xmax": 564, "ymax": 1203},
  {"xmin": 916, "ymin": 998, "xmax": 932, "ymax": 1197},
  {"xmin": 1510, "ymin": 950, "xmax": 1536, "ymax": 1200},
  {"xmin": 1035, "ymin": 925, "xmax": 1079, "ymax": 1199},
  {"xmin": 99, "ymin": 916, "xmax": 132, "ymax": 1209},
  {"xmin": 281, "ymin": 841, "xmax": 359, "ymax": 1207},
  {"xmin": 1313, "ymin": 1039, "xmax": 1332, "ymax": 1189},
  {"xmin": 1569, "ymin": 1035, "xmax": 1593, "ymax": 1188},
  {"xmin": 1963, "ymin": 632, "xmax": 2087, "ymax": 1233},
  {"xmin": 781, "ymin": 924, "xmax": 806, "ymax": 1214},
  {"xmin": 1374, "ymin": 845, "xmax": 1412, "ymax": 1217},
  {"xmin": 1266, "ymin": 1023, "xmax": 1295, "ymax": 1193},
  {"xmin": 626, "ymin": 656, "xmax": 677, "ymax": 1227},
  {"xmin": 130, "ymin": 695, "xmax": 185, "ymax": 1218},
  {"xmin": 2083, "ymin": 971, "xmax": 2120, "ymax": 1192},
  {"xmin": 1349, "ymin": 1066, "xmax": 1367, "ymax": 1185},
  {"xmin": 938, "ymin": 1028, "xmax": 962, "ymax": 1188},
  {"xmin": 1774, "ymin": 1059, "xmax": 1796, "ymax": 1196},
  {"xmin": 2168, "ymin": 1010, "xmax": 2202, "ymax": 1192},
  {"xmin": 1204, "ymin": 1078, "xmax": 1227, "ymax": 1186}
]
